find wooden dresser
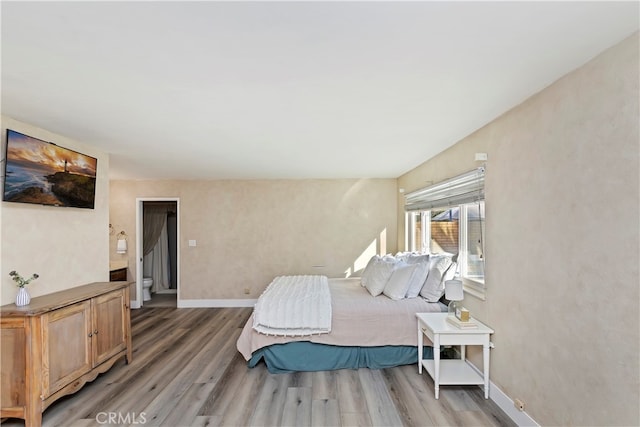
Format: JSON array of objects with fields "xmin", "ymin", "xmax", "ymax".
[{"xmin": 0, "ymin": 281, "xmax": 132, "ymax": 427}]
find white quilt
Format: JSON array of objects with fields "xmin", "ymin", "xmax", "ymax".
[{"xmin": 252, "ymin": 275, "xmax": 332, "ymax": 337}]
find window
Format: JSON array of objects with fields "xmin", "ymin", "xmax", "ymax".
[
  {"xmin": 404, "ymin": 168, "xmax": 485, "ymax": 297},
  {"xmin": 461, "ymin": 202, "xmax": 485, "ymax": 282}
]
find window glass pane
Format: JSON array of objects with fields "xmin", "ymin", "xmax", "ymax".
[
  {"xmin": 430, "ymin": 208, "xmax": 459, "ymax": 254},
  {"xmin": 466, "ymin": 202, "xmax": 485, "ymax": 279},
  {"xmin": 414, "ymin": 212, "xmax": 422, "ymax": 252}
]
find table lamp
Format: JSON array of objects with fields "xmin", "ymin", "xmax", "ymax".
[{"xmin": 445, "ymin": 279, "xmax": 464, "ymax": 318}]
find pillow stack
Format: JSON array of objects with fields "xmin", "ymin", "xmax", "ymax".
[
  {"xmin": 419, "ymin": 255, "xmax": 456, "ymax": 302},
  {"xmin": 360, "ymin": 255, "xmax": 396, "ymax": 297},
  {"xmin": 360, "ymin": 252, "xmax": 456, "ymax": 302}
]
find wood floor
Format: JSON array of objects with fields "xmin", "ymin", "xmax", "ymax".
[
  {"xmin": 143, "ymin": 293, "xmax": 177, "ymax": 308},
  {"xmin": 2, "ymin": 307, "xmax": 515, "ymax": 427}
]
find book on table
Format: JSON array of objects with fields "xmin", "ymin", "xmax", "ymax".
[{"xmin": 446, "ymin": 315, "xmax": 478, "ymax": 329}]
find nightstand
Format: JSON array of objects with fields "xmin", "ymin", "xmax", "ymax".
[{"xmin": 416, "ymin": 312, "xmax": 494, "ymax": 399}]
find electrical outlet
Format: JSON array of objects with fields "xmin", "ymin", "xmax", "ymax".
[
  {"xmin": 244, "ymin": 288, "xmax": 250, "ymax": 295},
  {"xmin": 514, "ymin": 398, "xmax": 525, "ymax": 412}
]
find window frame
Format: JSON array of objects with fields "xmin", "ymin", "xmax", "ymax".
[
  {"xmin": 458, "ymin": 201, "xmax": 486, "ymax": 299},
  {"xmin": 405, "ymin": 201, "xmax": 486, "ymax": 299}
]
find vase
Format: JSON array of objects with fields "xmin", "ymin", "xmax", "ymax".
[{"xmin": 16, "ymin": 287, "xmax": 30, "ymax": 307}]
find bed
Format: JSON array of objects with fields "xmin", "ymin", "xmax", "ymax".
[{"xmin": 236, "ymin": 276, "xmax": 446, "ymax": 373}]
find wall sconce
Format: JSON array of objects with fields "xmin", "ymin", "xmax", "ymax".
[{"xmin": 116, "ymin": 231, "xmax": 128, "ymax": 254}]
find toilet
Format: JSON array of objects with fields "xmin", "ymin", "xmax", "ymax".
[{"xmin": 142, "ymin": 277, "xmax": 153, "ymax": 301}]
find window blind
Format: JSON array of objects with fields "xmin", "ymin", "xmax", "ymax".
[{"xmin": 404, "ymin": 167, "xmax": 485, "ymax": 212}]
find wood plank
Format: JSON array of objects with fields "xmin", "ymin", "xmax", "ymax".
[
  {"xmin": 281, "ymin": 387, "xmax": 312, "ymax": 427},
  {"xmin": 158, "ymin": 382, "xmax": 217, "ymax": 427},
  {"xmin": 335, "ymin": 369, "xmax": 368, "ymax": 415},
  {"xmin": 357, "ymin": 369, "xmax": 403, "ymax": 427},
  {"xmin": 381, "ymin": 366, "xmax": 437, "ymax": 426},
  {"xmin": 400, "ymin": 364, "xmax": 460, "ymax": 427},
  {"xmin": 466, "ymin": 385, "xmax": 517, "ymax": 427},
  {"xmin": 194, "ymin": 309, "xmax": 250, "ymax": 384},
  {"xmin": 217, "ymin": 358, "xmax": 268, "ymax": 426},
  {"xmin": 441, "ymin": 387, "xmax": 481, "ymax": 411},
  {"xmin": 340, "ymin": 411, "xmax": 373, "ymax": 427},
  {"xmin": 311, "ymin": 398, "xmax": 340, "ymax": 427},
  {"xmin": 247, "ymin": 373, "xmax": 292, "ymax": 426},
  {"xmin": 66, "ymin": 418, "xmax": 99, "ymax": 426},
  {"xmin": 311, "ymin": 370, "xmax": 337, "ymax": 400},
  {"xmin": 197, "ymin": 354, "xmax": 249, "ymax": 417},
  {"xmin": 190, "ymin": 416, "xmax": 221, "ymax": 427}
]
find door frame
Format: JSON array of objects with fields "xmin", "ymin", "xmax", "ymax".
[{"xmin": 134, "ymin": 197, "xmax": 180, "ymax": 308}]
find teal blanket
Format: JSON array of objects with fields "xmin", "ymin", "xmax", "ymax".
[{"xmin": 248, "ymin": 342, "xmax": 434, "ymax": 373}]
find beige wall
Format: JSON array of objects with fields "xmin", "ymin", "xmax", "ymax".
[
  {"xmin": 398, "ymin": 34, "xmax": 639, "ymax": 426},
  {"xmin": 110, "ymin": 179, "xmax": 397, "ymax": 300},
  {"xmin": 0, "ymin": 116, "xmax": 110, "ymax": 304}
]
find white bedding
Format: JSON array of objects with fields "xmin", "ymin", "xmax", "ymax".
[
  {"xmin": 237, "ymin": 277, "xmax": 445, "ymax": 360},
  {"xmin": 252, "ymin": 275, "xmax": 331, "ymax": 336}
]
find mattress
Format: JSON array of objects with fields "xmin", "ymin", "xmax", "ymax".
[{"xmin": 236, "ymin": 277, "xmax": 445, "ymax": 361}]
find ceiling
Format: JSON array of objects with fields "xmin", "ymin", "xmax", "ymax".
[{"xmin": 2, "ymin": 2, "xmax": 638, "ymax": 180}]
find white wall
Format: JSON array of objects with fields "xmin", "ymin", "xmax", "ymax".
[
  {"xmin": 398, "ymin": 33, "xmax": 639, "ymax": 426},
  {"xmin": 1, "ymin": 116, "xmax": 110, "ymax": 304}
]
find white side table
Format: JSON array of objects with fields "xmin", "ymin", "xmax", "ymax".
[{"xmin": 416, "ymin": 312, "xmax": 494, "ymax": 399}]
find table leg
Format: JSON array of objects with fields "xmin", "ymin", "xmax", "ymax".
[
  {"xmin": 434, "ymin": 333, "xmax": 440, "ymax": 399},
  {"xmin": 461, "ymin": 344, "xmax": 466, "ymax": 361},
  {"xmin": 418, "ymin": 323, "xmax": 423, "ymax": 374},
  {"xmin": 483, "ymin": 342, "xmax": 490, "ymax": 399}
]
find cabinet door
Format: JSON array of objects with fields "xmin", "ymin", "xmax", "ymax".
[
  {"xmin": 42, "ymin": 301, "xmax": 92, "ymax": 396},
  {"xmin": 92, "ymin": 290, "xmax": 126, "ymax": 367},
  {"xmin": 0, "ymin": 318, "xmax": 27, "ymax": 411}
]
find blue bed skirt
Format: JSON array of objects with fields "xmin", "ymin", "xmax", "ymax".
[{"xmin": 248, "ymin": 342, "xmax": 434, "ymax": 374}]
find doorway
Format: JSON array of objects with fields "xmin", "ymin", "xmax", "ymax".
[{"xmin": 135, "ymin": 198, "xmax": 180, "ymax": 308}]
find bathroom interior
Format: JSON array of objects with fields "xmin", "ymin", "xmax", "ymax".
[{"xmin": 141, "ymin": 201, "xmax": 178, "ymax": 307}]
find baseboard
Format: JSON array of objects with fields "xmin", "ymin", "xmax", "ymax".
[
  {"xmin": 466, "ymin": 361, "xmax": 539, "ymax": 426},
  {"xmin": 177, "ymin": 298, "xmax": 257, "ymax": 308},
  {"xmin": 130, "ymin": 300, "xmax": 140, "ymax": 309},
  {"xmin": 489, "ymin": 382, "xmax": 539, "ymax": 427}
]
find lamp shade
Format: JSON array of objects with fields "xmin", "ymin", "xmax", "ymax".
[
  {"xmin": 445, "ymin": 279, "xmax": 463, "ymax": 301},
  {"xmin": 116, "ymin": 238, "xmax": 127, "ymax": 254}
]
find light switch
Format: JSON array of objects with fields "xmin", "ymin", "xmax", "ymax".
[{"xmin": 188, "ymin": 240, "xmax": 197, "ymax": 247}]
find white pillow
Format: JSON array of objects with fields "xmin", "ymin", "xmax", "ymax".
[
  {"xmin": 363, "ymin": 257, "xmax": 397, "ymax": 297},
  {"xmin": 360, "ymin": 255, "xmax": 380, "ymax": 287},
  {"xmin": 381, "ymin": 254, "xmax": 397, "ymax": 262},
  {"xmin": 406, "ymin": 253, "xmax": 430, "ymax": 265},
  {"xmin": 419, "ymin": 255, "xmax": 453, "ymax": 302},
  {"xmin": 394, "ymin": 251, "xmax": 411, "ymax": 262},
  {"xmin": 443, "ymin": 261, "xmax": 457, "ymax": 283},
  {"xmin": 404, "ymin": 260, "xmax": 430, "ymax": 298},
  {"xmin": 383, "ymin": 263, "xmax": 418, "ymax": 300}
]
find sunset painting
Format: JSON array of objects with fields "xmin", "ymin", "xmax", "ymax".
[{"xmin": 3, "ymin": 129, "xmax": 97, "ymax": 208}]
